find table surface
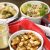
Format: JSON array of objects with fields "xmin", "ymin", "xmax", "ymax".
[{"xmin": 0, "ymin": 0, "xmax": 50, "ymax": 50}]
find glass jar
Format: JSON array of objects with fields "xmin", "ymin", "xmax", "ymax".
[{"xmin": 0, "ymin": 19, "xmax": 9, "ymax": 49}]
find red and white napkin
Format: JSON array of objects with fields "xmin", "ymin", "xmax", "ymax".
[{"xmin": 9, "ymin": 18, "xmax": 50, "ymax": 50}]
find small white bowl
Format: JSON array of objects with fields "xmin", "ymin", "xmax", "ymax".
[
  {"xmin": 0, "ymin": 2, "xmax": 19, "ymax": 23},
  {"xmin": 9, "ymin": 30, "xmax": 44, "ymax": 50},
  {"xmin": 20, "ymin": 1, "xmax": 50, "ymax": 24}
]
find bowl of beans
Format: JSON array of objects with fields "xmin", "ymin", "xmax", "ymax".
[{"xmin": 9, "ymin": 30, "xmax": 43, "ymax": 50}]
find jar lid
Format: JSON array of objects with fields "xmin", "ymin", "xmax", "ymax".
[{"xmin": 0, "ymin": 19, "xmax": 7, "ymax": 24}]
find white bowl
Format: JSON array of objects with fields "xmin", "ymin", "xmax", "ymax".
[
  {"xmin": 0, "ymin": 2, "xmax": 19, "ymax": 23},
  {"xmin": 9, "ymin": 30, "xmax": 44, "ymax": 50},
  {"xmin": 20, "ymin": 1, "xmax": 50, "ymax": 24}
]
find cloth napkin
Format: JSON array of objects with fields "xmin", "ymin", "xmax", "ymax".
[
  {"xmin": 9, "ymin": 18, "xmax": 50, "ymax": 50},
  {"xmin": 36, "ymin": 24, "xmax": 50, "ymax": 37}
]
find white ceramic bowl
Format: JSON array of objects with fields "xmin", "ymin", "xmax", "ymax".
[
  {"xmin": 0, "ymin": 2, "xmax": 19, "ymax": 23},
  {"xmin": 20, "ymin": 1, "xmax": 50, "ymax": 24},
  {"xmin": 9, "ymin": 30, "xmax": 44, "ymax": 50}
]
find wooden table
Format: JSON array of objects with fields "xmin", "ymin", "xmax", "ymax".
[
  {"xmin": 0, "ymin": 0, "xmax": 50, "ymax": 7},
  {"xmin": 0, "ymin": 0, "xmax": 50, "ymax": 50}
]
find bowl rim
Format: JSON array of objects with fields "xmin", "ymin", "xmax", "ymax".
[
  {"xmin": 20, "ymin": 1, "xmax": 50, "ymax": 18},
  {"xmin": 9, "ymin": 30, "xmax": 44, "ymax": 50},
  {"xmin": 0, "ymin": 2, "xmax": 19, "ymax": 23}
]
